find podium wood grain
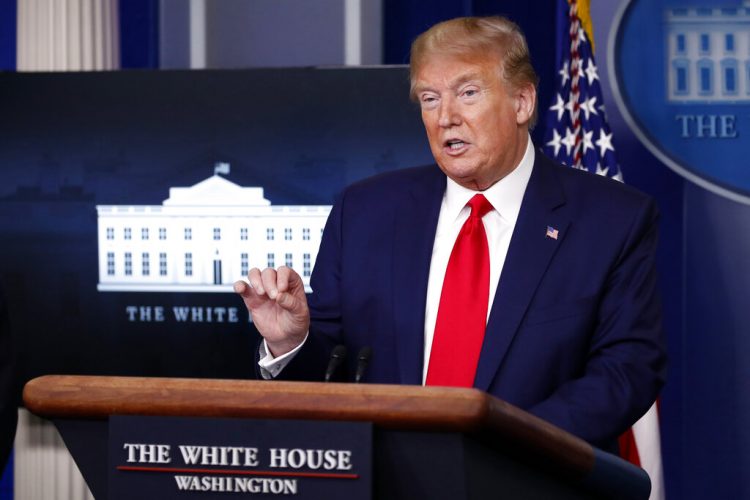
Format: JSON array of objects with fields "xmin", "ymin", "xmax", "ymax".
[{"xmin": 24, "ymin": 375, "xmax": 594, "ymax": 479}]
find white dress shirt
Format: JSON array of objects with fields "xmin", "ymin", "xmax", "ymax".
[
  {"xmin": 259, "ymin": 137, "xmax": 535, "ymax": 381},
  {"xmin": 422, "ymin": 138, "xmax": 534, "ymax": 382}
]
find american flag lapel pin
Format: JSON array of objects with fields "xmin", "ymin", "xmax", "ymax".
[{"xmin": 545, "ymin": 226, "xmax": 559, "ymax": 240}]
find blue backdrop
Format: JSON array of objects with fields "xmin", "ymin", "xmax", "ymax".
[{"xmin": 595, "ymin": 1, "xmax": 750, "ymax": 498}]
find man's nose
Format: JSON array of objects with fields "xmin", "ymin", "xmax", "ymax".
[{"xmin": 437, "ymin": 97, "xmax": 460, "ymax": 128}]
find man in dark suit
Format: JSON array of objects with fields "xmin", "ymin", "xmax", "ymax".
[{"xmin": 235, "ymin": 16, "xmax": 666, "ymax": 452}]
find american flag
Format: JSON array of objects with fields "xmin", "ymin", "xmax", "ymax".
[
  {"xmin": 543, "ymin": 2, "xmax": 665, "ymax": 499},
  {"xmin": 543, "ymin": 0, "xmax": 622, "ymax": 181}
]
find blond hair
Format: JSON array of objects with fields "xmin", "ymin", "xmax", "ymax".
[{"xmin": 409, "ymin": 16, "xmax": 539, "ymax": 126}]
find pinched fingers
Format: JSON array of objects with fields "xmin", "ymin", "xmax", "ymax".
[
  {"xmin": 233, "ymin": 267, "xmax": 275, "ymax": 306},
  {"xmin": 260, "ymin": 267, "xmax": 280, "ymax": 299},
  {"xmin": 235, "ymin": 266, "xmax": 308, "ymax": 316},
  {"xmin": 235, "ymin": 266, "xmax": 310, "ymax": 354},
  {"xmin": 233, "ymin": 268, "xmax": 265, "ymax": 309},
  {"xmin": 246, "ymin": 267, "xmax": 265, "ymax": 295}
]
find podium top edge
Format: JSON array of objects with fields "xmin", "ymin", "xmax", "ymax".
[
  {"xmin": 23, "ymin": 374, "xmax": 597, "ymax": 479},
  {"xmin": 24, "ymin": 375, "xmax": 494, "ymax": 425}
]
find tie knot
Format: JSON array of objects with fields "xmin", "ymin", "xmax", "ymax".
[{"xmin": 467, "ymin": 194, "xmax": 493, "ymax": 219}]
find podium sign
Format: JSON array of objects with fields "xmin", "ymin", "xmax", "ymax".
[
  {"xmin": 108, "ymin": 416, "xmax": 372, "ymax": 500},
  {"xmin": 24, "ymin": 376, "xmax": 652, "ymax": 500}
]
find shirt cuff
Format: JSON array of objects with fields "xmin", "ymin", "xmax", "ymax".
[{"xmin": 258, "ymin": 333, "xmax": 308, "ymax": 379}]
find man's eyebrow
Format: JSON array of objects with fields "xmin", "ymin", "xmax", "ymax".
[
  {"xmin": 413, "ymin": 71, "xmax": 486, "ymax": 95},
  {"xmin": 449, "ymin": 72, "xmax": 485, "ymax": 89},
  {"xmin": 412, "ymin": 82, "xmax": 434, "ymax": 95}
]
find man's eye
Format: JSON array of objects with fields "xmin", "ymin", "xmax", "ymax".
[
  {"xmin": 463, "ymin": 89, "xmax": 478, "ymax": 97},
  {"xmin": 420, "ymin": 96, "xmax": 438, "ymax": 108}
]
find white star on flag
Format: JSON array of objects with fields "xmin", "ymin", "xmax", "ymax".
[
  {"xmin": 559, "ymin": 60, "xmax": 570, "ymax": 86},
  {"xmin": 546, "ymin": 129, "xmax": 563, "ymax": 156},
  {"xmin": 595, "ymin": 130, "xmax": 615, "ymax": 157},
  {"xmin": 561, "ymin": 127, "xmax": 577, "ymax": 156},
  {"xmin": 550, "ymin": 93, "xmax": 566, "ymax": 121},
  {"xmin": 582, "ymin": 130, "xmax": 595, "ymax": 154},
  {"xmin": 585, "ymin": 59, "xmax": 599, "ymax": 85},
  {"xmin": 580, "ymin": 96, "xmax": 598, "ymax": 120}
]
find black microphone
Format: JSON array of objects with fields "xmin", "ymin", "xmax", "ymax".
[
  {"xmin": 324, "ymin": 345, "xmax": 347, "ymax": 382},
  {"xmin": 354, "ymin": 346, "xmax": 373, "ymax": 383}
]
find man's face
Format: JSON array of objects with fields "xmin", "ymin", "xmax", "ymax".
[{"xmin": 413, "ymin": 55, "xmax": 534, "ymax": 191}]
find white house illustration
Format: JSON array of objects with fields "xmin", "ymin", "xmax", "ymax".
[
  {"xmin": 666, "ymin": 1, "xmax": 750, "ymax": 101},
  {"xmin": 97, "ymin": 164, "xmax": 331, "ymax": 293}
]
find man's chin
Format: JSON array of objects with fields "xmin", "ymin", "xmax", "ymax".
[
  {"xmin": 437, "ymin": 162, "xmax": 477, "ymax": 182},
  {"xmin": 443, "ymin": 173, "xmax": 485, "ymax": 191}
]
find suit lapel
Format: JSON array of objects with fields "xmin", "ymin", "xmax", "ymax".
[
  {"xmin": 391, "ymin": 168, "xmax": 445, "ymax": 385},
  {"xmin": 474, "ymin": 154, "xmax": 570, "ymax": 391}
]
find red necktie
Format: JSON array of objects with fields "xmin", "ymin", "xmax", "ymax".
[{"xmin": 426, "ymin": 194, "xmax": 493, "ymax": 387}]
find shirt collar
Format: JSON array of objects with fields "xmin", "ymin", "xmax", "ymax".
[{"xmin": 443, "ymin": 134, "xmax": 535, "ymax": 225}]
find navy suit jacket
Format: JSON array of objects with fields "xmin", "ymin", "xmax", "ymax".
[{"xmin": 281, "ymin": 151, "xmax": 667, "ymax": 451}]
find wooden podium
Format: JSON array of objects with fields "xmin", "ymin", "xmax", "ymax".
[{"xmin": 23, "ymin": 375, "xmax": 650, "ymax": 499}]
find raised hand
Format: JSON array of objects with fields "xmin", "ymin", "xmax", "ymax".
[{"xmin": 234, "ymin": 266, "xmax": 310, "ymax": 357}]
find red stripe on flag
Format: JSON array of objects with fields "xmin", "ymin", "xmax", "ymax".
[{"xmin": 618, "ymin": 427, "xmax": 641, "ymax": 467}]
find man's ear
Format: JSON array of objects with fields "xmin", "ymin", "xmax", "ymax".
[{"xmin": 515, "ymin": 83, "xmax": 537, "ymax": 126}]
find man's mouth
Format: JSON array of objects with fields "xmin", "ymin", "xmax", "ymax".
[{"xmin": 445, "ymin": 139, "xmax": 468, "ymax": 153}]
